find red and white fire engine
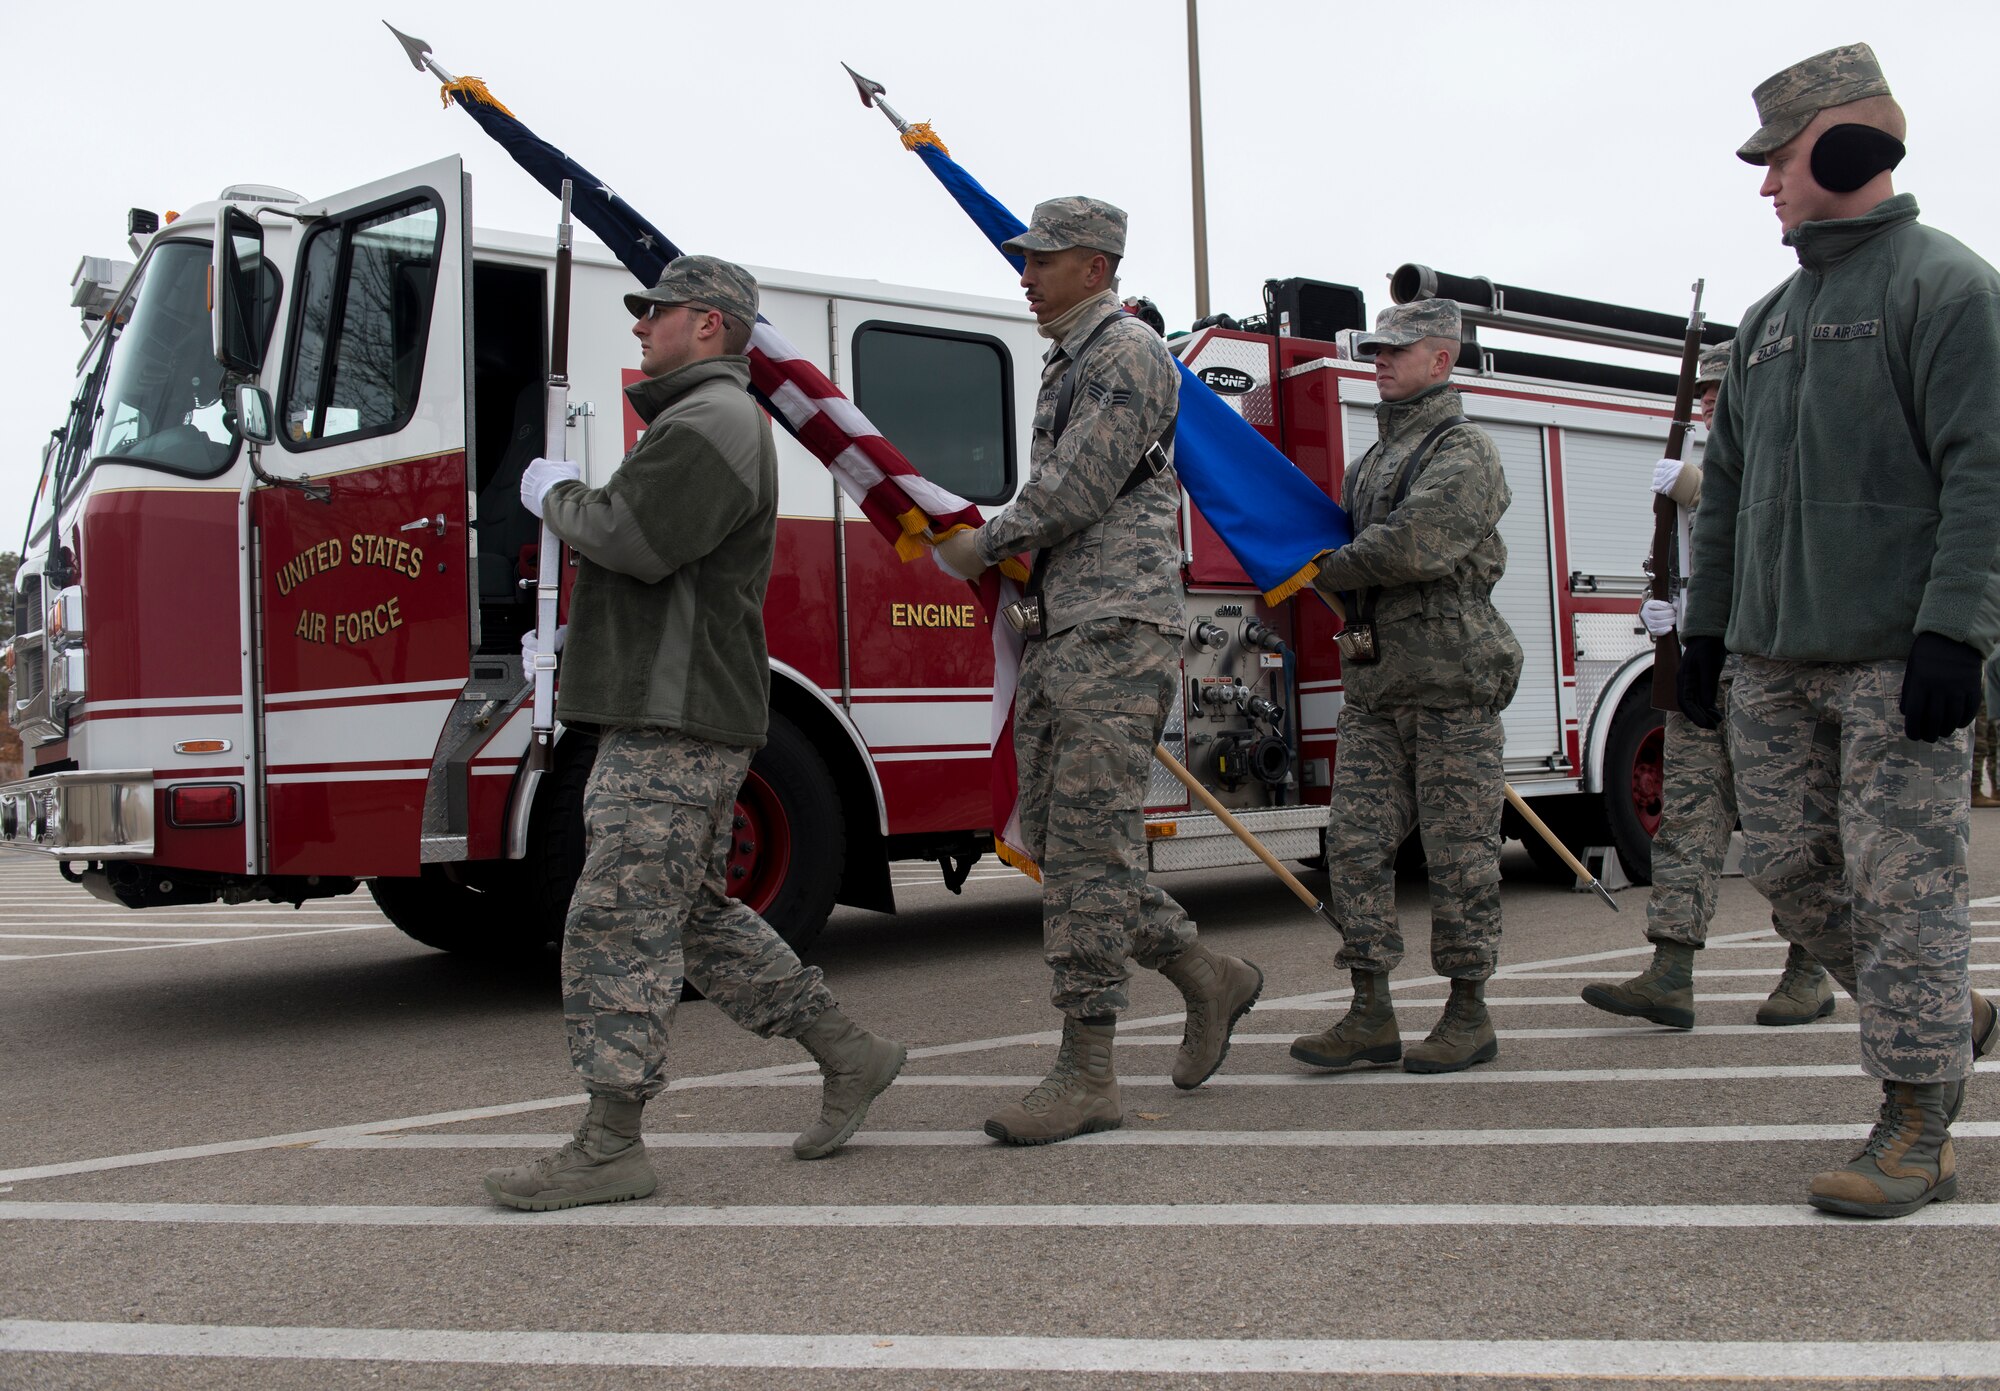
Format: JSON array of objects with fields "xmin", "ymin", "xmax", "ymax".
[{"xmin": 3, "ymin": 157, "xmax": 1720, "ymax": 959}]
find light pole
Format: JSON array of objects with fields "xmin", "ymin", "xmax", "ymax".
[{"xmin": 1187, "ymin": 0, "xmax": 1210, "ymax": 320}]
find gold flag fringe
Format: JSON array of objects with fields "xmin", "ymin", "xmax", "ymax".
[
  {"xmin": 994, "ymin": 838, "xmax": 1042, "ymax": 882},
  {"xmin": 1260, "ymin": 556, "xmax": 1322, "ymax": 606},
  {"xmin": 900, "ymin": 122, "xmax": 950, "ymax": 155},
  {"xmin": 440, "ymin": 77, "xmax": 516, "ymax": 118}
]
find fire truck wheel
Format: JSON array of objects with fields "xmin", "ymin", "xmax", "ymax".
[
  {"xmin": 740, "ymin": 713, "xmax": 843, "ymax": 954},
  {"xmin": 524, "ymin": 715, "xmax": 841, "ymax": 960},
  {"xmin": 367, "ymin": 863, "xmax": 546, "ymax": 963},
  {"xmin": 1603, "ymin": 680, "xmax": 1665, "ymax": 886}
]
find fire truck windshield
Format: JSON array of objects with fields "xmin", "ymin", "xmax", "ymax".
[{"xmin": 86, "ymin": 240, "xmax": 237, "ymax": 480}]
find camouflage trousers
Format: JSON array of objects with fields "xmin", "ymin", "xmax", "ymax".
[
  {"xmin": 1016, "ymin": 617, "xmax": 1197, "ymax": 1018},
  {"xmin": 1729, "ymin": 656, "xmax": 1973, "ymax": 1083},
  {"xmin": 1647, "ymin": 701, "xmax": 1840, "ymax": 948},
  {"xmin": 563, "ymin": 726, "xmax": 835, "ymax": 1101},
  {"xmin": 1324, "ymin": 702, "xmax": 1505, "ymax": 980},
  {"xmin": 1974, "ymin": 703, "xmax": 1997, "ymax": 794}
]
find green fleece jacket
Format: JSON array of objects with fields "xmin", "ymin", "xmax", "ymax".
[
  {"xmin": 541, "ymin": 357, "xmax": 777, "ymax": 746},
  {"xmin": 1686, "ymin": 194, "xmax": 2000, "ymax": 661}
]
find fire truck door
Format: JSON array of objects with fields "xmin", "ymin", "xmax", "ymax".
[{"xmin": 253, "ymin": 158, "xmax": 472, "ymax": 877}]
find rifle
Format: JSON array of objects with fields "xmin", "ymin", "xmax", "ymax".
[
  {"xmin": 526, "ymin": 179, "xmax": 574, "ymax": 774},
  {"xmin": 1648, "ymin": 280, "xmax": 1705, "ymax": 711}
]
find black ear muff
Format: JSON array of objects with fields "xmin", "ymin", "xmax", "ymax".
[{"xmin": 1810, "ymin": 123, "xmax": 1907, "ymax": 194}]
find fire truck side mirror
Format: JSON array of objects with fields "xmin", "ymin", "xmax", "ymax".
[
  {"xmin": 213, "ymin": 206, "xmax": 271, "ymax": 375},
  {"xmin": 228, "ymin": 385, "xmax": 276, "ymax": 447}
]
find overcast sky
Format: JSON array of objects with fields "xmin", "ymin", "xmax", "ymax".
[{"xmin": 7, "ymin": 2, "xmax": 1996, "ymax": 552}]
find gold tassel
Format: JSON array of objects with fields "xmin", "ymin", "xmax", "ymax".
[
  {"xmin": 440, "ymin": 76, "xmax": 516, "ymax": 118},
  {"xmin": 899, "ymin": 122, "xmax": 950, "ymax": 155},
  {"xmin": 993, "ymin": 839, "xmax": 1042, "ymax": 882},
  {"xmin": 998, "ymin": 556, "xmax": 1030, "ymax": 584},
  {"xmin": 1260, "ymin": 558, "xmax": 1321, "ymax": 607}
]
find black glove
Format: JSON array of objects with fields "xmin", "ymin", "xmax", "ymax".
[
  {"xmin": 1678, "ymin": 636, "xmax": 1727, "ymax": 730},
  {"xmin": 1900, "ymin": 632, "xmax": 1984, "ymax": 742}
]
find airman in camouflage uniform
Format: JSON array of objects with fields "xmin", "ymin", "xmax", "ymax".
[
  {"xmin": 934, "ymin": 197, "xmax": 1264, "ymax": 1145},
  {"xmin": 1582, "ymin": 340, "xmax": 1837, "ymax": 1030},
  {"xmin": 1289, "ymin": 298, "xmax": 1523, "ymax": 1077},
  {"xmin": 1683, "ymin": 45, "xmax": 2000, "ymax": 1217},
  {"xmin": 483, "ymin": 256, "xmax": 907, "ymax": 1212}
]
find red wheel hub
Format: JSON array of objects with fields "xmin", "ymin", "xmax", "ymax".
[
  {"xmin": 726, "ymin": 768, "xmax": 792, "ymax": 912},
  {"xmin": 1630, "ymin": 725, "xmax": 1665, "ymax": 838}
]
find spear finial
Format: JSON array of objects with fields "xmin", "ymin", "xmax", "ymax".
[
  {"xmin": 842, "ymin": 62, "xmax": 910, "ymax": 135},
  {"xmin": 384, "ymin": 21, "xmax": 458, "ymax": 86}
]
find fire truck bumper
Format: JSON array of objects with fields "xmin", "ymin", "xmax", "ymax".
[
  {"xmin": 1145, "ymin": 805, "xmax": 1328, "ymax": 873},
  {"xmin": 0, "ymin": 770, "xmax": 155, "ymax": 858}
]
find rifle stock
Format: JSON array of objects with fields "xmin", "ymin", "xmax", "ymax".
[{"xmin": 1648, "ymin": 282, "xmax": 1705, "ymax": 713}]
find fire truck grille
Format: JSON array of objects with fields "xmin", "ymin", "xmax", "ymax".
[{"xmin": 13, "ymin": 573, "xmax": 42, "ymax": 705}]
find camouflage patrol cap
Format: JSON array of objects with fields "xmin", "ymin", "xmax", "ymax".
[
  {"xmin": 624, "ymin": 254, "xmax": 759, "ymax": 325},
  {"xmin": 1000, "ymin": 197, "xmax": 1128, "ymax": 257},
  {"xmin": 1697, "ymin": 340, "xmax": 1733, "ymax": 385},
  {"xmin": 1737, "ymin": 42, "xmax": 1891, "ymax": 164},
  {"xmin": 1352, "ymin": 298, "xmax": 1461, "ymax": 357}
]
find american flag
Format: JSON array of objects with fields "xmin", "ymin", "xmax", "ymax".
[{"xmin": 436, "ymin": 75, "xmax": 1039, "ymax": 876}]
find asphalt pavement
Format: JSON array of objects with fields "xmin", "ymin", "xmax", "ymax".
[{"xmin": 5, "ymin": 828, "xmax": 2000, "ymax": 1388}]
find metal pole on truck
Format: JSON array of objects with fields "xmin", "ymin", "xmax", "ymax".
[{"xmin": 1186, "ymin": 0, "xmax": 1210, "ymax": 320}]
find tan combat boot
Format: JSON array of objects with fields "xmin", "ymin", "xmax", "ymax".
[
  {"xmin": 482, "ymin": 1094, "xmax": 656, "ymax": 1211},
  {"xmin": 792, "ymin": 1006, "xmax": 908, "ymax": 1160},
  {"xmin": 1290, "ymin": 970, "xmax": 1401, "ymax": 1070},
  {"xmin": 1403, "ymin": 978, "xmax": 1498, "ymax": 1074},
  {"xmin": 1580, "ymin": 940, "xmax": 1696, "ymax": 1030},
  {"xmin": 1808, "ymin": 1081, "xmax": 1956, "ymax": 1218},
  {"xmin": 1158, "ymin": 941, "xmax": 1265, "ymax": 1089},
  {"xmin": 1756, "ymin": 942, "xmax": 1836, "ymax": 1026},
  {"xmin": 1943, "ymin": 992, "xmax": 1995, "ymax": 1126},
  {"xmin": 984, "ymin": 1017, "xmax": 1121, "ymax": 1145}
]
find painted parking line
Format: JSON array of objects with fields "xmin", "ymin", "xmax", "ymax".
[
  {"xmin": 0, "ymin": 925, "xmax": 390, "ymax": 961},
  {"xmin": 316, "ymin": 1119, "xmax": 2000, "ymax": 1151},
  {"xmin": 1122, "ymin": 1024, "xmax": 1862, "ymax": 1043},
  {"xmin": 2, "ymin": 1320, "xmax": 1991, "ymax": 1379},
  {"xmin": 1517, "ymin": 966, "xmax": 2000, "ymax": 981},
  {"xmin": 1248, "ymin": 992, "xmax": 1855, "ymax": 1011},
  {"xmin": 6, "ymin": 1198, "xmax": 2000, "ymax": 1230},
  {"xmin": 710, "ymin": 1062, "xmax": 1994, "ymax": 1089}
]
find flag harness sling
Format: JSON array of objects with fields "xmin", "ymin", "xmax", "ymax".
[
  {"xmin": 1010, "ymin": 313, "xmax": 1176, "ymax": 639},
  {"xmin": 1336, "ymin": 414, "xmax": 1468, "ymax": 666}
]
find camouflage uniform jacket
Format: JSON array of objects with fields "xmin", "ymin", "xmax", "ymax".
[
  {"xmin": 542, "ymin": 357, "xmax": 777, "ymax": 747},
  {"xmin": 1687, "ymin": 194, "xmax": 2000, "ymax": 661},
  {"xmin": 975, "ymin": 291, "xmax": 1185, "ymax": 638},
  {"xmin": 1313, "ymin": 384, "xmax": 1522, "ymax": 711}
]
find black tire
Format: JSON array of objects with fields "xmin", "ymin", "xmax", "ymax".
[
  {"xmin": 521, "ymin": 713, "xmax": 844, "ymax": 959},
  {"xmin": 740, "ymin": 712, "xmax": 844, "ymax": 953},
  {"xmin": 1603, "ymin": 678, "xmax": 1667, "ymax": 885},
  {"xmin": 1519, "ymin": 826, "xmax": 1576, "ymax": 881},
  {"xmin": 368, "ymin": 860, "xmax": 545, "ymax": 963}
]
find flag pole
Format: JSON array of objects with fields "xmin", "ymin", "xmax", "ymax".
[
  {"xmin": 1186, "ymin": 0, "xmax": 1210, "ymax": 321},
  {"xmin": 1154, "ymin": 743, "xmax": 1338, "ymax": 932}
]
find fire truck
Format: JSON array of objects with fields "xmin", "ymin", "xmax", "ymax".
[{"xmin": 2, "ymin": 157, "xmax": 1722, "ymax": 960}]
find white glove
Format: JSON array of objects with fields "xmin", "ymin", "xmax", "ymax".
[
  {"xmin": 521, "ymin": 625, "xmax": 568, "ymax": 662},
  {"xmin": 1639, "ymin": 599, "xmax": 1677, "ymax": 638},
  {"xmin": 1652, "ymin": 458, "xmax": 1683, "ymax": 498},
  {"xmin": 932, "ymin": 527, "xmax": 988, "ymax": 581},
  {"xmin": 520, "ymin": 457, "xmax": 582, "ymax": 518}
]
